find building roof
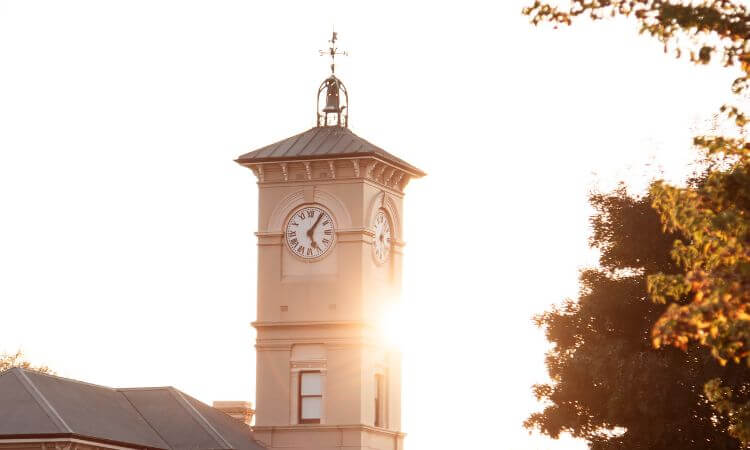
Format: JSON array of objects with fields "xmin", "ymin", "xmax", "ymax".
[
  {"xmin": 0, "ymin": 368, "xmax": 263, "ymax": 450},
  {"xmin": 235, "ymin": 126, "xmax": 426, "ymax": 177}
]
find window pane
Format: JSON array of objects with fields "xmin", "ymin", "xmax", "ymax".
[
  {"xmin": 301, "ymin": 396, "xmax": 322, "ymax": 419},
  {"xmin": 301, "ymin": 372, "xmax": 322, "ymax": 395}
]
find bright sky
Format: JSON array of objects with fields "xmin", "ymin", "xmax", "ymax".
[{"xmin": 0, "ymin": 1, "xmax": 741, "ymax": 449}]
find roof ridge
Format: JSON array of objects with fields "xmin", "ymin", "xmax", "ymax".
[
  {"xmin": 272, "ymin": 128, "xmax": 307, "ymax": 159},
  {"xmin": 322, "ymin": 128, "xmax": 348, "ymax": 155},
  {"xmin": 5, "ymin": 367, "xmax": 119, "ymax": 391},
  {"xmin": 167, "ymin": 387, "xmax": 233, "ymax": 449},
  {"xmin": 118, "ymin": 389, "xmax": 172, "ymax": 450},
  {"xmin": 351, "ymin": 131, "xmax": 389, "ymax": 155},
  {"xmin": 6, "ymin": 368, "xmax": 184, "ymax": 393},
  {"xmin": 12, "ymin": 368, "xmax": 73, "ymax": 433},
  {"xmin": 293, "ymin": 127, "xmax": 323, "ymax": 156}
]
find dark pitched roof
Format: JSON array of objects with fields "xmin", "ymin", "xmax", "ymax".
[
  {"xmin": 236, "ymin": 126, "xmax": 426, "ymax": 177},
  {"xmin": 0, "ymin": 368, "xmax": 263, "ymax": 450}
]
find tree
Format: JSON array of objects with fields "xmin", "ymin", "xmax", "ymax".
[
  {"xmin": 523, "ymin": 0, "xmax": 750, "ymax": 444},
  {"xmin": 0, "ymin": 349, "xmax": 53, "ymax": 374},
  {"xmin": 525, "ymin": 187, "xmax": 749, "ymax": 449},
  {"xmin": 649, "ymin": 118, "xmax": 750, "ymax": 447}
]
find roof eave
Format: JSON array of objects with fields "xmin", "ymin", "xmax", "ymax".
[
  {"xmin": 0, "ymin": 433, "xmax": 169, "ymax": 450},
  {"xmin": 234, "ymin": 153, "xmax": 426, "ymax": 178}
]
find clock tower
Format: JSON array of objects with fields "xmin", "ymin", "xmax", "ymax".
[{"xmin": 236, "ymin": 33, "xmax": 424, "ymax": 450}]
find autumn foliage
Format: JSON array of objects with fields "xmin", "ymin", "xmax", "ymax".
[
  {"xmin": 0, "ymin": 350, "xmax": 53, "ymax": 374},
  {"xmin": 525, "ymin": 0, "xmax": 750, "ymax": 445}
]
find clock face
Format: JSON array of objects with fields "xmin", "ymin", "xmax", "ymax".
[
  {"xmin": 285, "ymin": 206, "xmax": 336, "ymax": 260},
  {"xmin": 373, "ymin": 210, "xmax": 392, "ymax": 265}
]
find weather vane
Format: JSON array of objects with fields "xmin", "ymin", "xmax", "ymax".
[{"xmin": 319, "ymin": 29, "xmax": 348, "ymax": 74}]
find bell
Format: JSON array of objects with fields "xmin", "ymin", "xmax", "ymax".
[
  {"xmin": 322, "ymin": 79, "xmax": 340, "ymax": 114},
  {"xmin": 322, "ymin": 91, "xmax": 340, "ymax": 113}
]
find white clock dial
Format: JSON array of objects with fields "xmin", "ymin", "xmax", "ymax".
[
  {"xmin": 285, "ymin": 206, "xmax": 336, "ymax": 260},
  {"xmin": 373, "ymin": 210, "xmax": 392, "ymax": 265}
]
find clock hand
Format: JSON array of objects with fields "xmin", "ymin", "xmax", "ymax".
[
  {"xmin": 307, "ymin": 212, "xmax": 326, "ymax": 248},
  {"xmin": 311, "ymin": 211, "xmax": 325, "ymax": 231},
  {"xmin": 307, "ymin": 212, "xmax": 325, "ymax": 238}
]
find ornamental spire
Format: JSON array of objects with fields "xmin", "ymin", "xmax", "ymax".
[
  {"xmin": 319, "ymin": 29, "xmax": 348, "ymax": 75},
  {"xmin": 316, "ymin": 30, "xmax": 349, "ymax": 128}
]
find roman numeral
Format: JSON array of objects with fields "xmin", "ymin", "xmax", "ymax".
[
  {"xmin": 290, "ymin": 221, "xmax": 298, "ymax": 227},
  {"xmin": 298, "ymin": 212, "xmax": 305, "ymax": 221},
  {"xmin": 287, "ymin": 231, "xmax": 296, "ymax": 238},
  {"xmin": 306, "ymin": 248, "xmax": 313, "ymax": 256},
  {"xmin": 322, "ymin": 238, "xmax": 330, "ymax": 245},
  {"xmin": 307, "ymin": 210, "xmax": 315, "ymax": 218},
  {"xmin": 297, "ymin": 245, "xmax": 305, "ymax": 254},
  {"xmin": 322, "ymin": 220, "xmax": 330, "ymax": 226},
  {"xmin": 289, "ymin": 238, "xmax": 298, "ymax": 247},
  {"xmin": 324, "ymin": 229, "xmax": 332, "ymax": 235}
]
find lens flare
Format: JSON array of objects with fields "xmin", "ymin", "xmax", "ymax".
[{"xmin": 378, "ymin": 302, "xmax": 410, "ymax": 350}]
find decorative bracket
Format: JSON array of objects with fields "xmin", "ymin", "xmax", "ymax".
[
  {"xmin": 391, "ymin": 171, "xmax": 405, "ymax": 188},
  {"xmin": 384, "ymin": 168, "xmax": 395, "ymax": 186},
  {"xmin": 303, "ymin": 161, "xmax": 312, "ymax": 180},
  {"xmin": 375, "ymin": 164, "xmax": 387, "ymax": 182},
  {"xmin": 352, "ymin": 159, "xmax": 360, "ymax": 177},
  {"xmin": 252, "ymin": 165, "xmax": 265, "ymax": 183},
  {"xmin": 279, "ymin": 162, "xmax": 288, "ymax": 182},
  {"xmin": 365, "ymin": 160, "xmax": 379, "ymax": 179},
  {"xmin": 328, "ymin": 161, "xmax": 336, "ymax": 179}
]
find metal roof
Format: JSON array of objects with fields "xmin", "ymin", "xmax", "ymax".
[
  {"xmin": 236, "ymin": 126, "xmax": 426, "ymax": 177},
  {"xmin": 0, "ymin": 368, "xmax": 263, "ymax": 450}
]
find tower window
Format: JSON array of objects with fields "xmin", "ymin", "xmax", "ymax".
[
  {"xmin": 375, "ymin": 374, "xmax": 385, "ymax": 427},
  {"xmin": 299, "ymin": 371, "xmax": 322, "ymax": 424}
]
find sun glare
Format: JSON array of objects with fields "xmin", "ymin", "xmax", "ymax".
[{"xmin": 378, "ymin": 301, "xmax": 411, "ymax": 350}]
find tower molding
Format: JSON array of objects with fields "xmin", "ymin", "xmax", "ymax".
[
  {"xmin": 266, "ymin": 187, "xmax": 353, "ymax": 232},
  {"xmin": 240, "ymin": 155, "xmax": 418, "ymax": 194}
]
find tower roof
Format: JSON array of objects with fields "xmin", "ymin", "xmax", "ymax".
[{"xmin": 235, "ymin": 126, "xmax": 425, "ymax": 177}]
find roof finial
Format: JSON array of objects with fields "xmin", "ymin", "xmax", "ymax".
[{"xmin": 319, "ymin": 28, "xmax": 347, "ymax": 74}]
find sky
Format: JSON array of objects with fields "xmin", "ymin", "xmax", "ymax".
[{"xmin": 0, "ymin": 1, "xmax": 742, "ymax": 449}]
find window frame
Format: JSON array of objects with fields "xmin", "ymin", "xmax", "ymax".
[{"xmin": 298, "ymin": 370, "xmax": 323, "ymax": 424}]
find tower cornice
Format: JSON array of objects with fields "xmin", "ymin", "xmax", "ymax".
[{"xmin": 240, "ymin": 156, "xmax": 416, "ymax": 194}]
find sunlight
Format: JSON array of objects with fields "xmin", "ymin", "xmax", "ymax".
[
  {"xmin": 378, "ymin": 301, "xmax": 411, "ymax": 350},
  {"xmin": 2, "ymin": 2, "xmax": 733, "ymax": 448}
]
